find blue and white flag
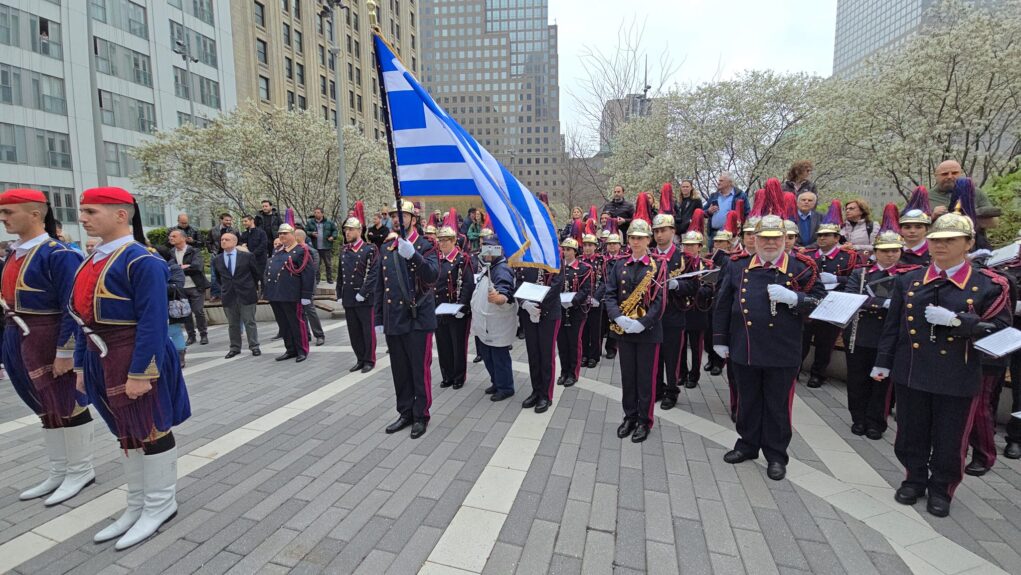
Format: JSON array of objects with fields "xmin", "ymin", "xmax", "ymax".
[{"xmin": 373, "ymin": 34, "xmax": 560, "ymax": 272}]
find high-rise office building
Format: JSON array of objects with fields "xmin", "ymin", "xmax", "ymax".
[
  {"xmin": 0, "ymin": 0, "xmax": 238, "ymax": 241},
  {"xmin": 599, "ymin": 93, "xmax": 652, "ymax": 153},
  {"xmin": 230, "ymin": 0, "xmax": 417, "ymax": 141},
  {"xmin": 832, "ymin": 0, "xmax": 933, "ymax": 77},
  {"xmin": 419, "ymin": 0, "xmax": 564, "ymax": 194}
]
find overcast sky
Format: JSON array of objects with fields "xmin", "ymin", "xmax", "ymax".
[{"xmin": 549, "ymin": 0, "xmax": 838, "ymax": 142}]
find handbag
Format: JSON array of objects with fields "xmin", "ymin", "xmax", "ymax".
[{"xmin": 168, "ymin": 288, "xmax": 192, "ymax": 319}]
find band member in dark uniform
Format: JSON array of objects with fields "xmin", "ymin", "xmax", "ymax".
[
  {"xmin": 337, "ymin": 215, "xmax": 379, "ymax": 373},
  {"xmin": 73, "ymin": 187, "xmax": 190, "ymax": 549},
  {"xmin": 264, "ymin": 224, "xmax": 315, "ymax": 362},
  {"xmin": 706, "ymin": 211, "xmax": 740, "ymax": 376},
  {"xmin": 606, "ymin": 218, "xmax": 667, "ymax": 442},
  {"xmin": 997, "ymin": 229, "xmax": 1021, "ymax": 460},
  {"xmin": 0, "ymin": 189, "xmax": 91, "ymax": 506},
  {"xmin": 840, "ymin": 204, "xmax": 917, "ymax": 440},
  {"xmin": 873, "ymin": 203, "xmax": 1011, "ymax": 517},
  {"xmin": 801, "ymin": 200, "xmax": 860, "ymax": 388},
  {"xmin": 679, "ymin": 212, "xmax": 715, "ymax": 389},
  {"xmin": 650, "ymin": 212, "xmax": 690, "ymax": 410},
  {"xmin": 376, "ymin": 200, "xmax": 439, "ymax": 439},
  {"xmin": 516, "ymin": 257, "xmax": 564, "ymax": 413},
  {"xmin": 580, "ymin": 226, "xmax": 605, "ymax": 369},
  {"xmin": 435, "ymin": 214, "xmax": 475, "ymax": 390},
  {"xmin": 714, "ymin": 215, "xmax": 825, "ymax": 480},
  {"xmin": 556, "ymin": 235, "xmax": 593, "ymax": 388},
  {"xmin": 602, "ymin": 229, "xmax": 624, "ymax": 360},
  {"xmin": 899, "ymin": 186, "xmax": 933, "ymax": 267}
]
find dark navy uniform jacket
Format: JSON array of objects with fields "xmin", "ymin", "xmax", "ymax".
[
  {"xmin": 436, "ymin": 246, "xmax": 475, "ymax": 321},
  {"xmin": 654, "ymin": 244, "xmax": 697, "ymax": 328},
  {"xmin": 337, "ymin": 239, "xmax": 378, "ymax": 308},
  {"xmin": 804, "ymin": 245, "xmax": 859, "ymax": 287},
  {"xmin": 899, "ymin": 242, "xmax": 931, "ymax": 267},
  {"xmin": 560, "ymin": 258, "xmax": 593, "ymax": 320},
  {"xmin": 682, "ymin": 255, "xmax": 715, "ymax": 331},
  {"xmin": 713, "ymin": 251, "xmax": 826, "ymax": 367},
  {"xmin": 876, "ymin": 262, "xmax": 1012, "ymax": 397},
  {"xmin": 839, "ymin": 264, "xmax": 921, "ymax": 349},
  {"xmin": 374, "ymin": 230, "xmax": 439, "ymax": 336},
  {"xmin": 263, "ymin": 243, "xmax": 315, "ymax": 302},
  {"xmin": 514, "ymin": 266, "xmax": 564, "ymax": 322},
  {"xmin": 605, "ymin": 252, "xmax": 667, "ymax": 344},
  {"xmin": 581, "ymin": 253, "xmax": 605, "ymax": 303}
]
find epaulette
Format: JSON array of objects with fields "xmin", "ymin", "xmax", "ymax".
[
  {"xmin": 893, "ymin": 263, "xmax": 922, "ymax": 273},
  {"xmin": 730, "ymin": 250, "xmax": 750, "ymax": 261},
  {"xmin": 48, "ymin": 240, "xmax": 58, "ymax": 247},
  {"xmin": 792, "ymin": 251, "xmax": 819, "ymax": 291},
  {"xmin": 978, "ymin": 268, "xmax": 1011, "ymax": 320},
  {"xmin": 146, "ymin": 246, "xmax": 157, "ymax": 253}
]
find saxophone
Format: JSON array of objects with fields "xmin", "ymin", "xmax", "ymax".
[{"xmin": 610, "ymin": 259, "xmax": 657, "ymax": 335}]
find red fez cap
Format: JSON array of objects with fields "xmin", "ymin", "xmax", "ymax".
[
  {"xmin": 80, "ymin": 186, "xmax": 135, "ymax": 205},
  {"xmin": 0, "ymin": 188, "xmax": 48, "ymax": 205}
]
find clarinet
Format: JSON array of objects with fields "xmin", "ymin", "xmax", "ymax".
[
  {"xmin": 847, "ymin": 266, "xmax": 866, "ymax": 354},
  {"xmin": 564, "ymin": 270, "xmax": 573, "ymax": 328}
]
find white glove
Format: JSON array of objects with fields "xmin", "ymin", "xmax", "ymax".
[
  {"xmin": 301, "ymin": 298, "xmax": 311, "ymax": 306},
  {"xmin": 561, "ymin": 299, "xmax": 572, "ymax": 309},
  {"xmin": 528, "ymin": 308, "xmax": 541, "ymax": 323},
  {"xmin": 625, "ymin": 319, "xmax": 645, "ymax": 334},
  {"xmin": 713, "ymin": 345, "xmax": 729, "ymax": 359},
  {"xmin": 870, "ymin": 367, "xmax": 889, "ymax": 380},
  {"xmin": 614, "ymin": 316, "xmax": 631, "ymax": 329},
  {"xmin": 397, "ymin": 238, "xmax": 415, "ymax": 259},
  {"xmin": 925, "ymin": 305, "xmax": 958, "ymax": 326},
  {"xmin": 767, "ymin": 284, "xmax": 798, "ymax": 306},
  {"xmin": 375, "ymin": 325, "xmax": 384, "ymax": 335},
  {"xmin": 668, "ymin": 278, "xmax": 679, "ymax": 290},
  {"xmin": 355, "ymin": 293, "xmax": 365, "ymax": 302},
  {"xmin": 882, "ymin": 299, "xmax": 891, "ymax": 309},
  {"xmin": 589, "ymin": 297, "xmax": 600, "ymax": 307},
  {"xmin": 454, "ymin": 312, "xmax": 465, "ymax": 319},
  {"xmin": 521, "ymin": 301, "xmax": 539, "ymax": 314},
  {"xmin": 968, "ymin": 248, "xmax": 993, "ymax": 260},
  {"xmin": 819, "ymin": 272, "xmax": 838, "ymax": 284}
]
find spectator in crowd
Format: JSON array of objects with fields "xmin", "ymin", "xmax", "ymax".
[
  {"xmin": 467, "ymin": 210, "xmax": 484, "ymax": 252},
  {"xmin": 157, "ymin": 245, "xmax": 189, "ymax": 367},
  {"xmin": 254, "ymin": 200, "xmax": 282, "ymax": 253},
  {"xmin": 561, "ymin": 206, "xmax": 584, "ymax": 240},
  {"xmin": 782, "ymin": 160, "xmax": 818, "ymax": 196},
  {"xmin": 840, "ymin": 198, "xmax": 878, "ymax": 256},
  {"xmin": 973, "ymin": 205, "xmax": 1002, "ymax": 252},
  {"xmin": 241, "ymin": 214, "xmax": 269, "ymax": 296},
  {"xmin": 213, "ymin": 231, "xmax": 261, "ymax": 359},
  {"xmin": 675, "ymin": 179, "xmax": 701, "ymax": 234},
  {"xmin": 795, "ymin": 191, "xmax": 822, "ymax": 248},
  {"xmin": 167, "ymin": 229, "xmax": 209, "ymax": 346},
  {"xmin": 85, "ymin": 237, "xmax": 99, "ymax": 254},
  {"xmin": 705, "ymin": 172, "xmax": 749, "ymax": 239},
  {"xmin": 294, "ymin": 230, "xmax": 325, "ymax": 346},
  {"xmin": 207, "ymin": 213, "xmax": 238, "ymax": 301},
  {"xmin": 308, "ymin": 208, "xmax": 339, "ymax": 284},
  {"xmin": 929, "ymin": 160, "xmax": 992, "ymax": 216},
  {"xmin": 601, "ymin": 185, "xmax": 635, "ymax": 234},
  {"xmin": 169, "ymin": 213, "xmax": 201, "ymax": 247},
  {"xmin": 366, "ymin": 212, "xmax": 389, "ymax": 247},
  {"xmin": 460, "ymin": 208, "xmax": 476, "ymax": 237}
]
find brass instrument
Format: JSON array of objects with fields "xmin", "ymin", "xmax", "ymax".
[{"xmin": 610, "ymin": 259, "xmax": 657, "ymax": 335}]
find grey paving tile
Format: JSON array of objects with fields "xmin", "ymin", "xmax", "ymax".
[
  {"xmin": 386, "ymin": 525, "xmax": 443, "ymax": 574},
  {"xmin": 613, "ymin": 508, "xmax": 646, "ymax": 570},
  {"xmin": 516, "ymin": 519, "xmax": 558, "ymax": 574},
  {"xmin": 672, "ymin": 517, "xmax": 713, "ymax": 575},
  {"xmin": 798, "ymin": 539, "xmax": 848, "ymax": 575},
  {"xmin": 554, "ymin": 499, "xmax": 590, "ymax": 558},
  {"xmin": 581, "ymin": 530, "xmax": 615, "ymax": 575},
  {"xmin": 483, "ymin": 542, "xmax": 523, "ymax": 575},
  {"xmin": 588, "ymin": 482, "xmax": 618, "ymax": 533},
  {"xmin": 734, "ymin": 527, "xmax": 780, "ymax": 575}
]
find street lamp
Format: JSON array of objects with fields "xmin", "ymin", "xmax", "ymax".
[
  {"xmin": 173, "ymin": 38, "xmax": 199, "ymax": 126},
  {"xmin": 319, "ymin": 0, "xmax": 350, "ymax": 219}
]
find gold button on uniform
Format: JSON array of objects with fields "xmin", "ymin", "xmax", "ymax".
[
  {"xmin": 913, "ymin": 343, "xmax": 920, "ymax": 349},
  {"xmin": 908, "ymin": 316, "xmax": 914, "ymax": 322},
  {"xmin": 909, "ymin": 329, "xmax": 916, "ymax": 335},
  {"xmin": 746, "ymin": 321, "xmax": 752, "ymax": 326}
]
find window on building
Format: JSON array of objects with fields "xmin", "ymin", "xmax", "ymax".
[
  {"xmin": 256, "ymin": 38, "xmax": 268, "ymax": 64},
  {"xmin": 320, "ymin": 75, "xmax": 327, "ymax": 95},
  {"xmin": 259, "ymin": 76, "xmax": 270, "ymax": 100},
  {"xmin": 283, "ymin": 23, "xmax": 290, "ymax": 46},
  {"xmin": 281, "ymin": 0, "xmax": 288, "ymax": 12},
  {"xmin": 254, "ymin": 1, "xmax": 265, "ymax": 26},
  {"xmin": 285, "ymin": 56, "xmax": 293, "ymax": 79},
  {"xmin": 294, "ymin": 30, "xmax": 303, "ymax": 53},
  {"xmin": 296, "ymin": 63, "xmax": 305, "ymax": 86},
  {"xmin": 293, "ymin": 0, "xmax": 301, "ymax": 17},
  {"xmin": 287, "ymin": 90, "xmax": 295, "ymax": 110},
  {"xmin": 298, "ymin": 95, "xmax": 306, "ymax": 109}
]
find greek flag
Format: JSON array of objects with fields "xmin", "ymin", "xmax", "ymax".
[{"xmin": 373, "ymin": 34, "xmax": 561, "ymax": 272}]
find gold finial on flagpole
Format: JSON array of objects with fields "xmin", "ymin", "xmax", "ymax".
[{"xmin": 367, "ymin": 0, "xmax": 379, "ymax": 29}]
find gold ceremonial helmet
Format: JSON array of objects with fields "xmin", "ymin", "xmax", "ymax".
[
  {"xmin": 927, "ymin": 212, "xmax": 975, "ymax": 239},
  {"xmin": 393, "ymin": 199, "xmax": 416, "ymax": 214},
  {"xmin": 681, "ymin": 230, "xmax": 704, "ymax": 245},
  {"xmin": 784, "ymin": 219, "xmax": 799, "ymax": 236},
  {"xmin": 598, "ymin": 229, "xmax": 610, "ymax": 240},
  {"xmin": 899, "ymin": 208, "xmax": 931, "ymax": 226},
  {"xmin": 342, "ymin": 217, "xmax": 362, "ymax": 230},
  {"xmin": 817, "ymin": 222, "xmax": 840, "ymax": 235},
  {"xmin": 277, "ymin": 223, "xmax": 295, "ymax": 234},
  {"xmin": 714, "ymin": 229, "xmax": 734, "ymax": 243},
  {"xmin": 651, "ymin": 213, "xmax": 675, "ymax": 229},
  {"xmin": 479, "ymin": 227, "xmax": 494, "ymax": 238},
  {"xmin": 561, "ymin": 237, "xmax": 580, "ymax": 251},
  {"xmin": 742, "ymin": 216, "xmax": 761, "ymax": 234},
  {"xmin": 606, "ymin": 233, "xmax": 622, "ymax": 244},
  {"xmin": 582, "ymin": 234, "xmax": 598, "ymax": 245},
  {"xmin": 873, "ymin": 229, "xmax": 904, "ymax": 250},
  {"xmin": 628, "ymin": 218, "xmax": 653, "ymax": 237},
  {"xmin": 423, "ymin": 225, "xmax": 437, "ymax": 235},
  {"xmin": 436, "ymin": 225, "xmax": 457, "ymax": 239},
  {"xmin": 754, "ymin": 215, "xmax": 786, "ymax": 238}
]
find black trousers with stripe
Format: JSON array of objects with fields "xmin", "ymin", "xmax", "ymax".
[
  {"xmin": 618, "ymin": 340, "xmax": 659, "ymax": 426},
  {"xmin": 732, "ymin": 363, "xmax": 799, "ymax": 465}
]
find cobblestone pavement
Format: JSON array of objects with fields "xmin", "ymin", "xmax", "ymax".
[{"xmin": 1, "ymin": 318, "xmax": 1019, "ymax": 574}]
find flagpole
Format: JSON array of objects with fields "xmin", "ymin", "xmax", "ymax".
[{"xmin": 368, "ymin": 10, "xmax": 406, "ymax": 240}]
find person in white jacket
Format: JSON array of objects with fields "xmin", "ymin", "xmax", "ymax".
[{"xmin": 470, "ymin": 235, "xmax": 519, "ymax": 401}]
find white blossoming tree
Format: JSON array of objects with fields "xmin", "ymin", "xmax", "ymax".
[{"xmin": 132, "ymin": 103, "xmax": 393, "ymax": 225}]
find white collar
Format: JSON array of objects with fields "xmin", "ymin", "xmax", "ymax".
[
  {"xmin": 906, "ymin": 240, "xmax": 926, "ymax": 252},
  {"xmin": 11, "ymin": 232, "xmax": 52, "ymax": 259},
  {"xmin": 821, "ymin": 245, "xmax": 840, "ymax": 258},
  {"xmin": 93, "ymin": 235, "xmax": 135, "ymax": 262},
  {"xmin": 932, "ymin": 261, "xmax": 966, "ymax": 277}
]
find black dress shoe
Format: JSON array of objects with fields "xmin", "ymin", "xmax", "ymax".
[
  {"xmin": 605, "ymin": 350, "xmax": 616, "ymax": 360},
  {"xmin": 660, "ymin": 396, "xmax": 677, "ymax": 410},
  {"xmin": 490, "ymin": 391, "xmax": 513, "ymax": 402},
  {"xmin": 440, "ymin": 380, "xmax": 453, "ymax": 388},
  {"xmin": 806, "ymin": 375, "xmax": 823, "ymax": 388},
  {"xmin": 588, "ymin": 359, "xmax": 599, "ymax": 368},
  {"xmin": 186, "ymin": 335, "xmax": 196, "ymax": 346},
  {"xmin": 684, "ymin": 377, "xmax": 698, "ymax": 389},
  {"xmin": 349, "ymin": 362, "xmax": 364, "ymax": 373},
  {"xmin": 473, "ymin": 355, "xmax": 483, "ymax": 363},
  {"xmin": 485, "ymin": 385, "xmax": 497, "ymax": 395},
  {"xmin": 295, "ymin": 354, "xmax": 307, "ymax": 363},
  {"xmin": 894, "ymin": 485, "xmax": 925, "ymax": 505},
  {"xmin": 710, "ymin": 366, "xmax": 723, "ymax": 376},
  {"xmin": 964, "ymin": 460, "xmax": 990, "ymax": 477},
  {"xmin": 385, "ymin": 417, "xmax": 413, "ymax": 434},
  {"xmin": 704, "ymin": 361, "xmax": 714, "ymax": 372},
  {"xmin": 631, "ymin": 423, "xmax": 650, "ymax": 443},
  {"xmin": 534, "ymin": 397, "xmax": 551, "ymax": 413},
  {"xmin": 521, "ymin": 392, "xmax": 539, "ymax": 407},
  {"xmin": 723, "ymin": 449, "xmax": 757, "ymax": 464},
  {"xmin": 200, "ymin": 335, "xmax": 209, "ymax": 345},
  {"xmin": 315, "ymin": 337, "xmax": 325, "ymax": 346},
  {"xmin": 224, "ymin": 350, "xmax": 241, "ymax": 359},
  {"xmin": 251, "ymin": 349, "xmax": 261, "ymax": 356},
  {"xmin": 275, "ymin": 352, "xmax": 297, "ymax": 361},
  {"xmin": 865, "ymin": 429, "xmax": 884, "ymax": 441},
  {"xmin": 766, "ymin": 462, "xmax": 786, "ymax": 481},
  {"xmin": 927, "ymin": 495, "xmax": 951, "ymax": 518},
  {"xmin": 851, "ymin": 423, "xmax": 867, "ymax": 436},
  {"xmin": 360, "ymin": 364, "xmax": 374, "ymax": 373},
  {"xmin": 452, "ymin": 382, "xmax": 464, "ymax": 390},
  {"xmin": 562, "ymin": 377, "xmax": 576, "ymax": 388},
  {"xmin": 410, "ymin": 421, "xmax": 427, "ymax": 439},
  {"xmin": 1005, "ymin": 442, "xmax": 1021, "ymax": 459},
  {"xmin": 617, "ymin": 419, "xmax": 638, "ymax": 438},
  {"xmin": 556, "ymin": 374, "xmax": 567, "ymax": 386}
]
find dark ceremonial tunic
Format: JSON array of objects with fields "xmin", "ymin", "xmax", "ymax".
[
  {"xmin": 338, "ymin": 239, "xmax": 379, "ymax": 367},
  {"xmin": 653, "ymin": 244, "xmax": 695, "ymax": 401},
  {"xmin": 557, "ymin": 259, "xmax": 593, "ymax": 381},
  {"xmin": 680, "ymin": 255, "xmax": 715, "ymax": 385},
  {"xmin": 435, "ymin": 247, "xmax": 475, "ymax": 388},
  {"xmin": 801, "ymin": 246, "xmax": 860, "ymax": 380},
  {"xmin": 515, "ymin": 266, "xmax": 563, "ymax": 400},
  {"xmin": 264, "ymin": 243, "xmax": 316, "ymax": 356},
  {"xmin": 899, "ymin": 241, "xmax": 932, "ymax": 267},
  {"xmin": 580, "ymin": 252, "xmax": 605, "ymax": 365}
]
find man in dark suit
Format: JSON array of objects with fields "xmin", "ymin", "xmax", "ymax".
[
  {"xmin": 241, "ymin": 214, "xmax": 269, "ymax": 295},
  {"xmin": 167, "ymin": 229, "xmax": 209, "ymax": 345},
  {"xmin": 794, "ymin": 192, "xmax": 822, "ymax": 248},
  {"xmin": 213, "ymin": 232, "xmax": 261, "ymax": 358}
]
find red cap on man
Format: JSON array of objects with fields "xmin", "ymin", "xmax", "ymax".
[
  {"xmin": 0, "ymin": 188, "xmax": 48, "ymax": 205},
  {"xmin": 80, "ymin": 186, "xmax": 147, "ymax": 244}
]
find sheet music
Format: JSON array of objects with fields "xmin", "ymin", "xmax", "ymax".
[
  {"xmin": 560, "ymin": 292, "xmax": 576, "ymax": 305},
  {"xmin": 435, "ymin": 303, "xmax": 464, "ymax": 316},
  {"xmin": 514, "ymin": 282, "xmax": 551, "ymax": 303},
  {"xmin": 986, "ymin": 244, "xmax": 1020, "ymax": 267},
  {"xmin": 973, "ymin": 327, "xmax": 1021, "ymax": 358},
  {"xmin": 824, "ymin": 283, "xmax": 839, "ymax": 291},
  {"xmin": 809, "ymin": 292, "xmax": 869, "ymax": 327},
  {"xmin": 677, "ymin": 269, "xmax": 717, "ymax": 280}
]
